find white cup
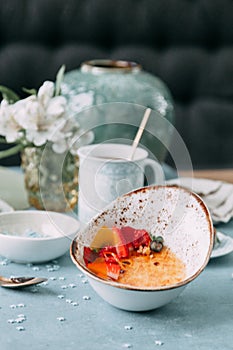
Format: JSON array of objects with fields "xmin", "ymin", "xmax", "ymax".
[{"xmin": 77, "ymin": 143, "xmax": 164, "ymax": 223}]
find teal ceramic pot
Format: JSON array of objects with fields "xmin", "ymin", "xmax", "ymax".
[{"xmin": 62, "ymin": 60, "xmax": 175, "ymax": 161}]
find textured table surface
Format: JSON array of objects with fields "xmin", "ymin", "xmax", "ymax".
[
  {"xmin": 0, "ymin": 222, "xmax": 233, "ymax": 350},
  {"xmin": 1, "ymin": 166, "xmax": 233, "ymax": 350}
]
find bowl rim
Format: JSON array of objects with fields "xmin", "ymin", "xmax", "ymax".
[
  {"xmin": 70, "ymin": 185, "xmax": 214, "ymax": 292},
  {"xmin": 0, "ymin": 210, "xmax": 80, "ymax": 241}
]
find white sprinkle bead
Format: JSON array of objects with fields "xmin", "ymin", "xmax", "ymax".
[
  {"xmin": 17, "ymin": 304, "xmax": 25, "ymax": 308},
  {"xmin": 82, "ymin": 296, "xmax": 90, "ymax": 300},
  {"xmin": 59, "ymin": 276, "xmax": 65, "ymax": 280},
  {"xmin": 47, "ymin": 268, "xmax": 55, "ymax": 272},
  {"xmin": 81, "ymin": 279, "xmax": 88, "ymax": 284},
  {"xmin": 66, "ymin": 299, "xmax": 73, "ymax": 304},
  {"xmin": 122, "ymin": 344, "xmax": 132, "ymax": 348},
  {"xmin": 17, "ymin": 314, "xmax": 26, "ymax": 319},
  {"xmin": 47, "ymin": 265, "xmax": 60, "ymax": 272},
  {"xmin": 49, "ymin": 277, "xmax": 57, "ymax": 281},
  {"xmin": 69, "ymin": 283, "xmax": 76, "ymax": 288},
  {"xmin": 32, "ymin": 266, "xmax": 40, "ymax": 271},
  {"xmin": 57, "ymin": 317, "xmax": 66, "ymax": 322},
  {"xmin": 57, "ymin": 295, "xmax": 65, "ymax": 299},
  {"xmin": 61, "ymin": 285, "xmax": 68, "ymax": 289},
  {"xmin": 155, "ymin": 340, "xmax": 164, "ymax": 346},
  {"xmin": 16, "ymin": 326, "xmax": 25, "ymax": 331},
  {"xmin": 15, "ymin": 317, "xmax": 25, "ymax": 323},
  {"xmin": 7, "ymin": 319, "xmax": 15, "ymax": 324},
  {"xmin": 0, "ymin": 259, "xmax": 11, "ymax": 266},
  {"xmin": 53, "ymin": 265, "xmax": 60, "ymax": 270},
  {"xmin": 71, "ymin": 302, "xmax": 78, "ymax": 306},
  {"xmin": 10, "ymin": 303, "xmax": 25, "ymax": 309},
  {"xmin": 124, "ymin": 325, "xmax": 133, "ymax": 330},
  {"xmin": 41, "ymin": 281, "xmax": 48, "ymax": 286}
]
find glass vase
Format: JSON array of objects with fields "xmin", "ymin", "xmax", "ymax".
[
  {"xmin": 62, "ymin": 59, "xmax": 175, "ymax": 162},
  {"xmin": 21, "ymin": 144, "xmax": 79, "ymax": 212}
]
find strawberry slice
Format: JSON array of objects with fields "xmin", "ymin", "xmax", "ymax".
[
  {"xmin": 102, "ymin": 251, "xmax": 119, "ymax": 264},
  {"xmin": 120, "ymin": 226, "xmax": 135, "ymax": 247},
  {"xmin": 112, "ymin": 226, "xmax": 129, "ymax": 259},
  {"xmin": 142, "ymin": 230, "xmax": 151, "ymax": 246},
  {"xmin": 99, "ymin": 245, "xmax": 117, "ymax": 256},
  {"xmin": 83, "ymin": 246, "xmax": 99, "ymax": 265},
  {"xmin": 99, "ymin": 246, "xmax": 118, "ymax": 263},
  {"xmin": 134, "ymin": 229, "xmax": 151, "ymax": 247},
  {"xmin": 106, "ymin": 262, "xmax": 121, "ymax": 280},
  {"xmin": 121, "ymin": 226, "xmax": 151, "ymax": 248}
]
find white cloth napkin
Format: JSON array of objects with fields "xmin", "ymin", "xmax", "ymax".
[{"xmin": 167, "ymin": 177, "xmax": 233, "ymax": 224}]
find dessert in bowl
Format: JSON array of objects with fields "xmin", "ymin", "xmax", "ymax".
[{"xmin": 70, "ymin": 185, "xmax": 214, "ymax": 311}]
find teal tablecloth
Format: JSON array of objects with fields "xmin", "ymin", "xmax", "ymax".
[{"xmin": 1, "ymin": 166, "xmax": 233, "ymax": 350}]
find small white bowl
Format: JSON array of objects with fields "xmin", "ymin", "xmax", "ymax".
[
  {"xmin": 71, "ymin": 185, "xmax": 214, "ymax": 312},
  {"xmin": 0, "ymin": 198, "xmax": 14, "ymax": 213},
  {"xmin": 0, "ymin": 211, "xmax": 80, "ymax": 263}
]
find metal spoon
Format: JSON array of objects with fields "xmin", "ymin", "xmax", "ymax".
[{"xmin": 0, "ymin": 275, "xmax": 48, "ymax": 289}]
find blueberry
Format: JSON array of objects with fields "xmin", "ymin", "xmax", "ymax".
[{"xmin": 150, "ymin": 240, "xmax": 163, "ymax": 252}]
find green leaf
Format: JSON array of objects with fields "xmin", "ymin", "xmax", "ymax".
[
  {"xmin": 54, "ymin": 64, "xmax": 66, "ymax": 96},
  {"xmin": 22, "ymin": 87, "xmax": 37, "ymax": 95},
  {"xmin": 0, "ymin": 85, "xmax": 20, "ymax": 103},
  {"xmin": 0, "ymin": 144, "xmax": 24, "ymax": 159}
]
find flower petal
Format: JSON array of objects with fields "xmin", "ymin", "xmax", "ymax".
[
  {"xmin": 46, "ymin": 96, "xmax": 67, "ymax": 118},
  {"xmin": 38, "ymin": 81, "xmax": 55, "ymax": 107}
]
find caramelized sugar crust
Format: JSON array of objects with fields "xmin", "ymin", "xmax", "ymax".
[{"xmin": 118, "ymin": 247, "xmax": 186, "ymax": 288}]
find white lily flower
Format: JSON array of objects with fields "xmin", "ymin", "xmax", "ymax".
[
  {"xmin": 13, "ymin": 96, "xmax": 40, "ymax": 131},
  {"xmin": 37, "ymin": 81, "xmax": 55, "ymax": 108},
  {"xmin": 0, "ymin": 100, "xmax": 22, "ymax": 142},
  {"xmin": 48, "ymin": 128, "xmax": 66, "ymax": 142},
  {"xmin": 0, "ymin": 65, "xmax": 90, "ymax": 159},
  {"xmin": 46, "ymin": 95, "xmax": 67, "ymax": 119},
  {"xmin": 26, "ymin": 129, "xmax": 52, "ymax": 147}
]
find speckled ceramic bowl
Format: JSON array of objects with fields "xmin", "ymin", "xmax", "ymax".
[
  {"xmin": 0, "ymin": 211, "xmax": 80, "ymax": 263},
  {"xmin": 70, "ymin": 185, "xmax": 214, "ymax": 311}
]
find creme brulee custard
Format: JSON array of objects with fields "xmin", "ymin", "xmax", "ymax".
[
  {"xmin": 84, "ymin": 226, "xmax": 187, "ymax": 288},
  {"xmin": 118, "ymin": 248, "xmax": 186, "ymax": 287}
]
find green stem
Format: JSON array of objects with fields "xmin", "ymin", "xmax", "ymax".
[
  {"xmin": 0, "ymin": 137, "xmax": 7, "ymax": 143},
  {"xmin": 0, "ymin": 144, "xmax": 24, "ymax": 159}
]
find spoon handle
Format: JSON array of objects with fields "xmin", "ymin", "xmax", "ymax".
[
  {"xmin": 0, "ymin": 276, "xmax": 48, "ymax": 288},
  {"xmin": 130, "ymin": 108, "xmax": 152, "ymax": 161},
  {"xmin": 0, "ymin": 276, "xmax": 10, "ymax": 283}
]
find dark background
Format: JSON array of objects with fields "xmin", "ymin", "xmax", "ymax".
[{"xmin": 0, "ymin": 0, "xmax": 232, "ymax": 169}]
